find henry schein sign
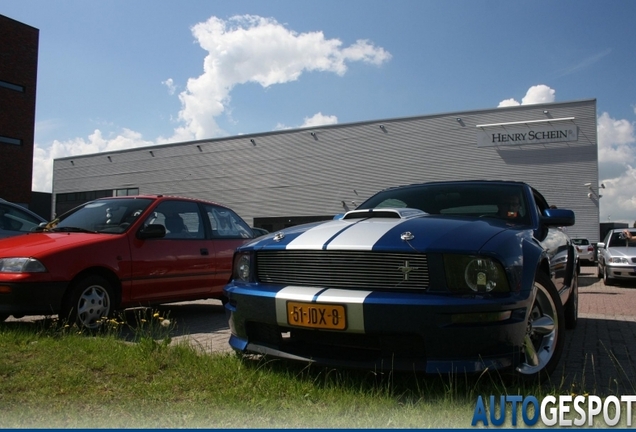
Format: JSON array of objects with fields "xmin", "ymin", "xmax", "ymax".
[{"xmin": 477, "ymin": 123, "xmax": 578, "ymax": 148}]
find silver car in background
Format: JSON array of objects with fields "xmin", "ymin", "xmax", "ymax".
[{"xmin": 597, "ymin": 229, "xmax": 636, "ymax": 285}]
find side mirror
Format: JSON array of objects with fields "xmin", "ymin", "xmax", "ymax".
[
  {"xmin": 542, "ymin": 208, "xmax": 575, "ymax": 227},
  {"xmin": 137, "ymin": 224, "xmax": 166, "ymax": 240},
  {"xmin": 597, "ymin": 242, "xmax": 606, "ymax": 249}
]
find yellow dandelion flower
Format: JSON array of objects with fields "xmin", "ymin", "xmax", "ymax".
[{"xmin": 153, "ymin": 312, "xmax": 160, "ymax": 318}]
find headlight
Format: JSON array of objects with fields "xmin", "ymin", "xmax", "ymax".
[
  {"xmin": 232, "ymin": 252, "xmax": 252, "ymax": 282},
  {"xmin": 0, "ymin": 258, "xmax": 47, "ymax": 273},
  {"xmin": 444, "ymin": 255, "xmax": 509, "ymax": 294},
  {"xmin": 609, "ymin": 257, "xmax": 630, "ymax": 264}
]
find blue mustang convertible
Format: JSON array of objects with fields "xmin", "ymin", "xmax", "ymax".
[{"xmin": 224, "ymin": 180, "xmax": 578, "ymax": 382}]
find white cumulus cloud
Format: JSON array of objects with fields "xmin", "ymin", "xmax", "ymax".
[
  {"xmin": 31, "ymin": 15, "xmax": 391, "ymax": 192},
  {"xmin": 170, "ymin": 14, "xmax": 390, "ymax": 141},
  {"xmin": 162, "ymin": 78, "xmax": 177, "ymax": 95},
  {"xmin": 275, "ymin": 112, "xmax": 339, "ymax": 130},
  {"xmin": 598, "ymin": 112, "xmax": 636, "ymax": 164},
  {"xmin": 497, "ymin": 98, "xmax": 520, "ymax": 107},
  {"xmin": 301, "ymin": 113, "xmax": 339, "ymax": 128},
  {"xmin": 597, "ymin": 112, "xmax": 636, "ymax": 223},
  {"xmin": 498, "ymin": 84, "xmax": 556, "ymax": 107},
  {"xmin": 33, "ymin": 129, "xmax": 155, "ymax": 193},
  {"xmin": 597, "ymin": 166, "xmax": 636, "ymax": 225}
]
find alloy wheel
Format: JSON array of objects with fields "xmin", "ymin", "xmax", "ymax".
[{"xmin": 516, "ymin": 278, "xmax": 560, "ymax": 376}]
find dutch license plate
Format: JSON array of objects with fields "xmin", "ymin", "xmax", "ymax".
[{"xmin": 286, "ymin": 301, "xmax": 347, "ymax": 330}]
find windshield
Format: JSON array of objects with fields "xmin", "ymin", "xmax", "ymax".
[
  {"xmin": 608, "ymin": 231, "xmax": 636, "ymax": 248},
  {"xmin": 358, "ymin": 183, "xmax": 530, "ymax": 224},
  {"xmin": 51, "ymin": 198, "xmax": 153, "ymax": 234}
]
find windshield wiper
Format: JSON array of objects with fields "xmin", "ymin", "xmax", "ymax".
[{"xmin": 50, "ymin": 226, "xmax": 97, "ymax": 233}]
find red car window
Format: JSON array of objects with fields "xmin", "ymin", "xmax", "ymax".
[{"xmin": 143, "ymin": 200, "xmax": 204, "ymax": 239}]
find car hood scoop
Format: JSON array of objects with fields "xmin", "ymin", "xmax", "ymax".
[{"xmin": 341, "ymin": 208, "xmax": 428, "ymax": 220}]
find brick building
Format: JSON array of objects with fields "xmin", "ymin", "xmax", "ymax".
[{"xmin": 0, "ymin": 14, "xmax": 38, "ymax": 206}]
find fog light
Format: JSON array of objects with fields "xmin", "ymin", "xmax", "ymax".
[
  {"xmin": 0, "ymin": 285, "xmax": 12, "ymax": 294},
  {"xmin": 444, "ymin": 254, "xmax": 510, "ymax": 294},
  {"xmin": 466, "ymin": 258, "xmax": 500, "ymax": 292}
]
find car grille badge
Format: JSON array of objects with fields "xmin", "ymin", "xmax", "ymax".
[{"xmin": 398, "ymin": 260, "xmax": 419, "ymax": 281}]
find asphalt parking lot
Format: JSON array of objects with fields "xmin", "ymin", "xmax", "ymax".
[{"xmin": 6, "ymin": 265, "xmax": 636, "ymax": 395}]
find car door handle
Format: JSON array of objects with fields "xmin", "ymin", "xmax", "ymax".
[{"xmin": 200, "ymin": 248, "xmax": 209, "ymax": 256}]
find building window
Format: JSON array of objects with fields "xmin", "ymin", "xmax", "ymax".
[
  {"xmin": 55, "ymin": 189, "xmax": 114, "ymax": 216},
  {"xmin": 0, "ymin": 80, "xmax": 25, "ymax": 92},
  {"xmin": 95, "ymin": 190, "xmax": 112, "ymax": 198},
  {"xmin": 0, "ymin": 136, "xmax": 22, "ymax": 145},
  {"xmin": 116, "ymin": 188, "xmax": 139, "ymax": 196}
]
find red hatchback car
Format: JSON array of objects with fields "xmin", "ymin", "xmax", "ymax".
[{"xmin": 0, "ymin": 195, "xmax": 253, "ymax": 329}]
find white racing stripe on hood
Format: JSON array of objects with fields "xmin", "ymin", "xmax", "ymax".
[
  {"xmin": 326, "ymin": 218, "xmax": 408, "ymax": 250},
  {"xmin": 275, "ymin": 287, "xmax": 371, "ymax": 333},
  {"xmin": 286, "ymin": 218, "xmax": 408, "ymax": 250},
  {"xmin": 286, "ymin": 220, "xmax": 352, "ymax": 250}
]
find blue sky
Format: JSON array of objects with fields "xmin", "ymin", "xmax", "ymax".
[{"xmin": 2, "ymin": 0, "xmax": 636, "ymax": 223}]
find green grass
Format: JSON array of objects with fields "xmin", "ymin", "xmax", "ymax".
[{"xmin": 0, "ymin": 313, "xmax": 588, "ymax": 428}]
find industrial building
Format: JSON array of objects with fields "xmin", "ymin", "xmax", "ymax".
[{"xmin": 52, "ymin": 98, "xmax": 599, "ymax": 241}]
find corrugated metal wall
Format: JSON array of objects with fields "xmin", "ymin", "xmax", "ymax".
[{"xmin": 53, "ymin": 99, "xmax": 599, "ymax": 240}]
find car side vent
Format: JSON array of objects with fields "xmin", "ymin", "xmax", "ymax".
[{"xmin": 342, "ymin": 208, "xmax": 427, "ymax": 220}]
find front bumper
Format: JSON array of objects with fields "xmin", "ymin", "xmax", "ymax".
[
  {"xmin": 606, "ymin": 265, "xmax": 636, "ymax": 280},
  {"xmin": 0, "ymin": 281, "xmax": 69, "ymax": 317},
  {"xmin": 225, "ymin": 283, "xmax": 532, "ymax": 374}
]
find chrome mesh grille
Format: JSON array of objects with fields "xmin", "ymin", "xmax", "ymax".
[{"xmin": 256, "ymin": 250, "xmax": 429, "ymax": 291}]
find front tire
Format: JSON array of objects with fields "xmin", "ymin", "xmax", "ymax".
[
  {"xmin": 61, "ymin": 275, "xmax": 114, "ymax": 330},
  {"xmin": 564, "ymin": 272, "xmax": 578, "ymax": 330},
  {"xmin": 603, "ymin": 266, "xmax": 615, "ymax": 286},
  {"xmin": 515, "ymin": 272, "xmax": 565, "ymax": 383}
]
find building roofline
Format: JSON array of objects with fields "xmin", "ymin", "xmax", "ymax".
[
  {"xmin": 55, "ymin": 98, "xmax": 597, "ymax": 162},
  {"xmin": 0, "ymin": 14, "xmax": 40, "ymax": 31}
]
